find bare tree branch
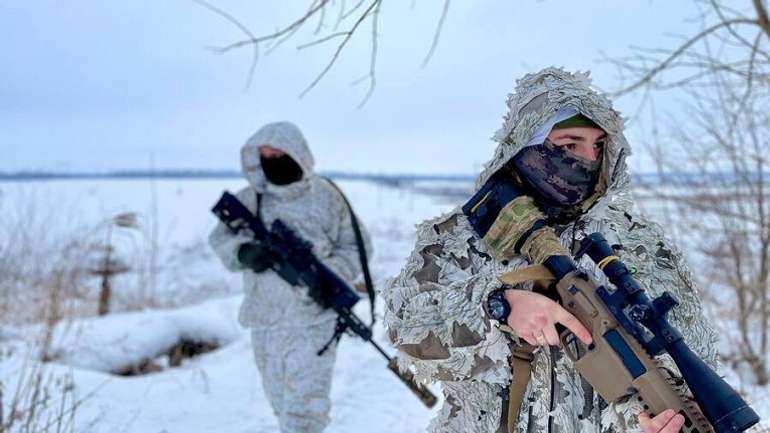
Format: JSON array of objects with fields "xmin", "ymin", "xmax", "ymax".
[
  {"xmin": 194, "ymin": 1, "xmax": 453, "ymax": 104},
  {"xmin": 611, "ymin": 18, "xmax": 759, "ymax": 96},
  {"xmin": 190, "ymin": 0, "xmax": 260, "ymax": 89},
  {"xmin": 299, "ymin": 0, "xmax": 380, "ymax": 98},
  {"xmin": 753, "ymin": 0, "xmax": 770, "ymax": 39},
  {"xmin": 215, "ymin": 1, "xmax": 332, "ymax": 52},
  {"xmin": 422, "ymin": 0, "xmax": 451, "ymax": 67},
  {"xmin": 708, "ymin": 0, "xmax": 763, "ymax": 54},
  {"xmin": 356, "ymin": 0, "xmax": 381, "ymax": 108},
  {"xmin": 341, "ymin": 0, "xmax": 368, "ymax": 21},
  {"xmin": 296, "ymin": 31, "xmax": 349, "ymax": 50}
]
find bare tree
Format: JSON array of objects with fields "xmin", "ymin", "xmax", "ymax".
[
  {"xmin": 618, "ymin": 1, "xmax": 770, "ymax": 385},
  {"xmin": 192, "ymin": 0, "xmax": 451, "ymax": 106},
  {"xmin": 610, "ymin": 0, "xmax": 770, "ymax": 98},
  {"xmin": 640, "ymin": 77, "xmax": 770, "ymax": 385}
]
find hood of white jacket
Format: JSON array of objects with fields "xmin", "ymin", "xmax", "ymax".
[{"xmin": 240, "ymin": 121, "xmax": 315, "ymax": 198}]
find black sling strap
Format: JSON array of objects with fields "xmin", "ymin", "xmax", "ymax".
[
  {"xmin": 255, "ymin": 181, "xmax": 376, "ymax": 326},
  {"xmin": 322, "ymin": 178, "xmax": 376, "ymax": 326},
  {"xmin": 255, "ymin": 192, "xmax": 263, "ymax": 223}
]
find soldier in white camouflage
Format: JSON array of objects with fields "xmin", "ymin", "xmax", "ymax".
[
  {"xmin": 209, "ymin": 122, "xmax": 372, "ymax": 433},
  {"xmin": 381, "ymin": 68, "xmax": 762, "ymax": 433}
]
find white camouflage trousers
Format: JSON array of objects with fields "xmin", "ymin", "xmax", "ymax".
[{"xmin": 250, "ymin": 320, "xmax": 338, "ymax": 433}]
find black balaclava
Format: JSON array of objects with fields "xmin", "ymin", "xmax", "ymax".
[
  {"xmin": 261, "ymin": 154, "xmax": 304, "ymax": 185},
  {"xmin": 509, "ymin": 139, "xmax": 601, "ymax": 220}
]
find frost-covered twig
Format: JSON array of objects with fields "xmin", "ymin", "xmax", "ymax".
[{"xmin": 193, "ymin": 0, "xmax": 453, "ymax": 104}]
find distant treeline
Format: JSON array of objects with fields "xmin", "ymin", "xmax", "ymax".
[
  {"xmin": 0, "ymin": 170, "xmax": 474, "ymax": 185},
  {"xmin": 0, "ymin": 170, "xmax": 758, "ymax": 186}
]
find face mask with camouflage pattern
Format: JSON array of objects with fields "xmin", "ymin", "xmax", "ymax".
[{"xmin": 509, "ymin": 138, "xmax": 601, "ymax": 208}]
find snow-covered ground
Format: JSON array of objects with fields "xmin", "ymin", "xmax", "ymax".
[
  {"xmin": 1, "ymin": 178, "xmax": 768, "ymax": 432},
  {"xmin": 0, "ymin": 178, "xmax": 453, "ymax": 433},
  {"xmin": 1, "ymin": 296, "xmax": 440, "ymax": 433}
]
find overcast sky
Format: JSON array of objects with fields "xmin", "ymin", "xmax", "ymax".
[{"xmin": 1, "ymin": 1, "xmax": 702, "ymax": 174}]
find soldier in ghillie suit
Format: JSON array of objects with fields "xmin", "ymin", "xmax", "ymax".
[{"xmin": 382, "ymin": 68, "xmax": 721, "ymax": 433}]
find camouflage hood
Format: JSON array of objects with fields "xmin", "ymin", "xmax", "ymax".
[
  {"xmin": 478, "ymin": 67, "xmax": 633, "ymax": 218},
  {"xmin": 240, "ymin": 121, "xmax": 315, "ymax": 198}
]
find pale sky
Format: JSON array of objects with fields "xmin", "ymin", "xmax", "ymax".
[{"xmin": 1, "ymin": 1, "xmax": 700, "ymax": 174}]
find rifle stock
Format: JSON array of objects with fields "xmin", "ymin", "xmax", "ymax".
[{"xmin": 553, "ymin": 270, "xmax": 713, "ymax": 433}]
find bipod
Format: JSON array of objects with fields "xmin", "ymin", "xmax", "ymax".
[{"xmin": 317, "ymin": 317, "xmax": 347, "ymax": 356}]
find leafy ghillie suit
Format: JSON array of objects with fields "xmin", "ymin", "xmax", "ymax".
[{"xmin": 382, "ymin": 69, "xmax": 719, "ymax": 433}]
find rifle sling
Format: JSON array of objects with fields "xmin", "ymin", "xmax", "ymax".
[
  {"xmin": 508, "ymin": 343, "xmax": 535, "ymax": 433},
  {"xmin": 498, "ymin": 265, "xmax": 556, "ymax": 433},
  {"xmin": 322, "ymin": 177, "xmax": 376, "ymax": 327}
]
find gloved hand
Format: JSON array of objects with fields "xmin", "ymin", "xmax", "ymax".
[{"xmin": 237, "ymin": 240, "xmax": 274, "ymax": 272}]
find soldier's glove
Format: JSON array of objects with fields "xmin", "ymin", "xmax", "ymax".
[{"xmin": 237, "ymin": 241, "xmax": 274, "ymax": 272}]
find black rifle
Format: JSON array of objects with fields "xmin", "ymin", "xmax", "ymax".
[{"xmin": 212, "ymin": 191, "xmax": 437, "ymax": 408}]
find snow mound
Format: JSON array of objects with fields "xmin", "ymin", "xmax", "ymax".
[{"xmin": 47, "ymin": 296, "xmax": 243, "ymax": 373}]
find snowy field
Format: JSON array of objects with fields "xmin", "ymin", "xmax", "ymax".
[
  {"xmin": 0, "ymin": 178, "xmax": 768, "ymax": 432},
  {"xmin": 0, "ymin": 178, "xmax": 456, "ymax": 433}
]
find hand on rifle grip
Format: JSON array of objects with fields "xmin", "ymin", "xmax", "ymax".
[
  {"xmin": 503, "ymin": 290, "xmax": 593, "ymax": 347},
  {"xmin": 237, "ymin": 240, "xmax": 274, "ymax": 272},
  {"xmin": 639, "ymin": 409, "xmax": 685, "ymax": 433}
]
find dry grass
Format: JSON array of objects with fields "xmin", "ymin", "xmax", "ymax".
[
  {"xmin": 0, "ymin": 269, "xmax": 100, "ymax": 433},
  {"xmin": 0, "ymin": 188, "xmax": 94, "ymax": 325},
  {"xmin": 0, "ymin": 185, "xmax": 184, "ymax": 323}
]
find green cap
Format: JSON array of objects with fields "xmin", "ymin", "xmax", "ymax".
[{"xmin": 552, "ymin": 113, "xmax": 601, "ymax": 130}]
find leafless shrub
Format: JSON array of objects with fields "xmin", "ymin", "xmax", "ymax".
[
  {"xmin": 0, "ymin": 188, "xmax": 144, "ymax": 323},
  {"xmin": 610, "ymin": 0, "xmax": 770, "ymax": 386},
  {"xmin": 0, "ymin": 360, "xmax": 79, "ymax": 433},
  {"xmin": 0, "ymin": 266, "xmax": 99, "ymax": 433},
  {"xmin": 639, "ymin": 77, "xmax": 770, "ymax": 385},
  {"xmin": 0, "ymin": 183, "xmax": 225, "ymax": 318},
  {"xmin": 0, "ymin": 189, "xmax": 93, "ymax": 325}
]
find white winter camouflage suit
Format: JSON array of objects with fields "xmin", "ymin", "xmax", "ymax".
[
  {"xmin": 209, "ymin": 122, "xmax": 371, "ymax": 433},
  {"xmin": 383, "ymin": 68, "xmax": 725, "ymax": 433}
]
